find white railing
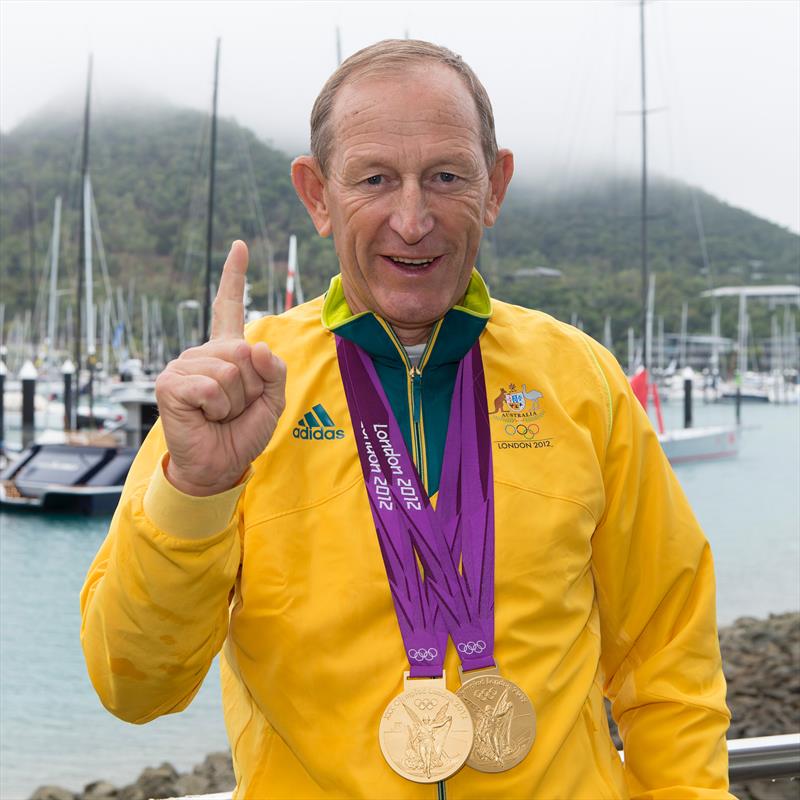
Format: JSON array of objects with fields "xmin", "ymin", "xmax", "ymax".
[
  {"xmin": 164, "ymin": 733, "xmax": 800, "ymax": 800},
  {"xmin": 727, "ymin": 733, "xmax": 800, "ymax": 781}
]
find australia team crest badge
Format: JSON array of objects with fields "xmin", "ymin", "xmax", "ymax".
[{"xmin": 488, "ymin": 382, "xmax": 552, "ymax": 450}]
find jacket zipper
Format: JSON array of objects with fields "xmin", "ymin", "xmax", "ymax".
[
  {"xmin": 404, "ymin": 319, "xmax": 442, "ymax": 492},
  {"xmin": 375, "ymin": 318, "xmax": 442, "ymax": 493},
  {"xmin": 409, "ymin": 364, "xmax": 425, "ymax": 487}
]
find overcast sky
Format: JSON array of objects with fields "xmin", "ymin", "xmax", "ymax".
[{"xmin": 2, "ymin": 0, "xmax": 799, "ymax": 234}]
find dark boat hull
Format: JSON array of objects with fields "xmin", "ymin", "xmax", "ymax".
[
  {"xmin": 0, "ymin": 484, "xmax": 122, "ymax": 515},
  {"xmin": 0, "ymin": 443, "xmax": 137, "ymax": 515}
]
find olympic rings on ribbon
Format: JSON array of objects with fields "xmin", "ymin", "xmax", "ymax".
[
  {"xmin": 504, "ymin": 422, "xmax": 539, "ymax": 440},
  {"xmin": 408, "ymin": 647, "xmax": 439, "ymax": 662},
  {"xmin": 457, "ymin": 640, "xmax": 487, "ymax": 655}
]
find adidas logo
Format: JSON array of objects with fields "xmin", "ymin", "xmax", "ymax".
[{"xmin": 292, "ymin": 404, "xmax": 346, "ymax": 441}]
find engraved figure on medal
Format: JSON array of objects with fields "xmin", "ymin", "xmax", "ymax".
[
  {"xmin": 468, "ymin": 687, "xmax": 513, "ymax": 766},
  {"xmin": 401, "ymin": 700, "xmax": 452, "ymax": 779},
  {"xmin": 457, "ymin": 675, "xmax": 536, "ymax": 773}
]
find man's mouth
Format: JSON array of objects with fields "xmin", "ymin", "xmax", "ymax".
[{"xmin": 382, "ymin": 255, "xmax": 442, "ymax": 271}]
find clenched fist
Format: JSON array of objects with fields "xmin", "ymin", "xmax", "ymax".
[{"xmin": 155, "ymin": 240, "xmax": 286, "ymax": 496}]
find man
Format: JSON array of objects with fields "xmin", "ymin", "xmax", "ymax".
[{"xmin": 81, "ymin": 40, "xmax": 733, "ymax": 799}]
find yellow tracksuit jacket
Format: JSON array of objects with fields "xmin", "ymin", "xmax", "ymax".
[{"xmin": 81, "ymin": 272, "xmax": 732, "ymax": 799}]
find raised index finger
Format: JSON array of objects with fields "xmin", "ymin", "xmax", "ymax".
[{"xmin": 211, "ymin": 240, "xmax": 249, "ymax": 340}]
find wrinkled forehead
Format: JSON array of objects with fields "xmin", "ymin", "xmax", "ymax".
[{"xmin": 327, "ymin": 62, "xmax": 483, "ymax": 158}]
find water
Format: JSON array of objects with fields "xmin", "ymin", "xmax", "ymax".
[
  {"xmin": 1, "ymin": 401, "xmax": 798, "ymax": 799},
  {"xmin": 657, "ymin": 401, "xmax": 800, "ymax": 622},
  {"xmin": 0, "ymin": 518, "xmax": 228, "ymax": 799}
]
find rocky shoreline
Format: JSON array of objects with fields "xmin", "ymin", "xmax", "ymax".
[
  {"xmin": 30, "ymin": 612, "xmax": 798, "ymax": 800},
  {"xmin": 29, "ymin": 753, "xmax": 235, "ymax": 800}
]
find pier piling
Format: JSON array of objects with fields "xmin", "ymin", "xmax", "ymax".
[
  {"xmin": 683, "ymin": 367, "xmax": 694, "ymax": 429},
  {"xmin": 62, "ymin": 358, "xmax": 76, "ymax": 432},
  {"xmin": 0, "ymin": 355, "xmax": 6, "ymax": 455},
  {"xmin": 20, "ymin": 360, "xmax": 37, "ymax": 448},
  {"xmin": 735, "ymin": 385, "xmax": 742, "ymax": 426}
]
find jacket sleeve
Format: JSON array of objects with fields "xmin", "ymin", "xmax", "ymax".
[
  {"xmin": 80, "ymin": 419, "xmax": 244, "ymax": 724},
  {"xmin": 586, "ymin": 340, "xmax": 734, "ymax": 800}
]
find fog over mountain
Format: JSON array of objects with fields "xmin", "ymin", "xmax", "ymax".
[
  {"xmin": 2, "ymin": 101, "xmax": 797, "ymax": 363},
  {"xmin": 2, "ymin": 1, "xmax": 799, "ymax": 234}
]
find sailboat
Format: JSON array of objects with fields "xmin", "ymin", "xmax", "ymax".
[
  {"xmin": 628, "ymin": 2, "xmax": 738, "ymax": 466},
  {"xmin": 632, "ymin": 362, "xmax": 738, "ymax": 465},
  {"xmin": 0, "ymin": 57, "xmax": 144, "ymax": 513}
]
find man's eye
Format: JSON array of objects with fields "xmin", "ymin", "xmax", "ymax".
[
  {"xmin": 366, "ymin": 175, "xmax": 383, "ymax": 186},
  {"xmin": 438, "ymin": 172, "xmax": 457, "ymax": 183}
]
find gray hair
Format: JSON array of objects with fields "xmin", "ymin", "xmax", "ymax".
[{"xmin": 310, "ymin": 39, "xmax": 498, "ymax": 175}]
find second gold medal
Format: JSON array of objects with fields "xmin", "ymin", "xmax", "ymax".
[{"xmin": 457, "ymin": 668, "xmax": 536, "ymax": 773}]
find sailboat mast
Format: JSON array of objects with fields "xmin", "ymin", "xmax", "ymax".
[
  {"xmin": 75, "ymin": 55, "xmax": 92, "ymax": 397},
  {"xmin": 46, "ymin": 196, "xmax": 62, "ymax": 361},
  {"xmin": 203, "ymin": 38, "xmax": 220, "ymax": 341},
  {"xmin": 285, "ymin": 235, "xmax": 298, "ymax": 310},
  {"xmin": 639, "ymin": 0, "xmax": 649, "ymax": 370},
  {"xmin": 84, "ymin": 175, "xmax": 95, "ymax": 361}
]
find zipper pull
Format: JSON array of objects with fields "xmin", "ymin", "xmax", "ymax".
[{"xmin": 410, "ymin": 366, "xmax": 422, "ymax": 423}]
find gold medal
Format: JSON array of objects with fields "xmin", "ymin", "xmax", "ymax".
[
  {"xmin": 456, "ymin": 666, "xmax": 536, "ymax": 773},
  {"xmin": 379, "ymin": 671, "xmax": 474, "ymax": 783}
]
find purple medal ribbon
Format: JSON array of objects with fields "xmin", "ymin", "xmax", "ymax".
[
  {"xmin": 435, "ymin": 341, "xmax": 496, "ymax": 661},
  {"xmin": 337, "ymin": 336, "xmax": 495, "ymax": 677}
]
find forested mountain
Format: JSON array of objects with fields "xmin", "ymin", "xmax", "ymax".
[{"xmin": 1, "ymin": 102, "xmax": 797, "ymax": 357}]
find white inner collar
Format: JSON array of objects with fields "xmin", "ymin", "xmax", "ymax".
[{"xmin": 403, "ymin": 343, "xmax": 426, "ymax": 367}]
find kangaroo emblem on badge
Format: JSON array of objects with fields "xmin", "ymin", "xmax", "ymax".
[{"xmin": 490, "ymin": 382, "xmax": 543, "ymax": 415}]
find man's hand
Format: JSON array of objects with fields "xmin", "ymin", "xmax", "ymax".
[{"xmin": 155, "ymin": 240, "xmax": 286, "ymax": 496}]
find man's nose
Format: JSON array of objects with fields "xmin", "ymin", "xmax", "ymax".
[{"xmin": 388, "ymin": 180, "xmax": 434, "ymax": 243}]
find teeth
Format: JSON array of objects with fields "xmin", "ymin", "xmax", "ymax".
[{"xmin": 391, "ymin": 256, "xmax": 435, "ymax": 265}]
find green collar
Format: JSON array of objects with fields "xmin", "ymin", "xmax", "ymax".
[{"xmin": 321, "ymin": 270, "xmax": 492, "ymax": 369}]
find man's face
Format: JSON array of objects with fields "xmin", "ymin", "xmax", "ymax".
[{"xmin": 293, "ymin": 62, "xmax": 513, "ymax": 341}]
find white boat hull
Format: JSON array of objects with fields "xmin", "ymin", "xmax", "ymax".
[{"xmin": 658, "ymin": 425, "xmax": 739, "ymax": 465}]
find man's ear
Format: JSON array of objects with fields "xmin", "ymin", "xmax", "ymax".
[
  {"xmin": 291, "ymin": 156, "xmax": 332, "ymax": 237},
  {"xmin": 483, "ymin": 149, "xmax": 514, "ymax": 228}
]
